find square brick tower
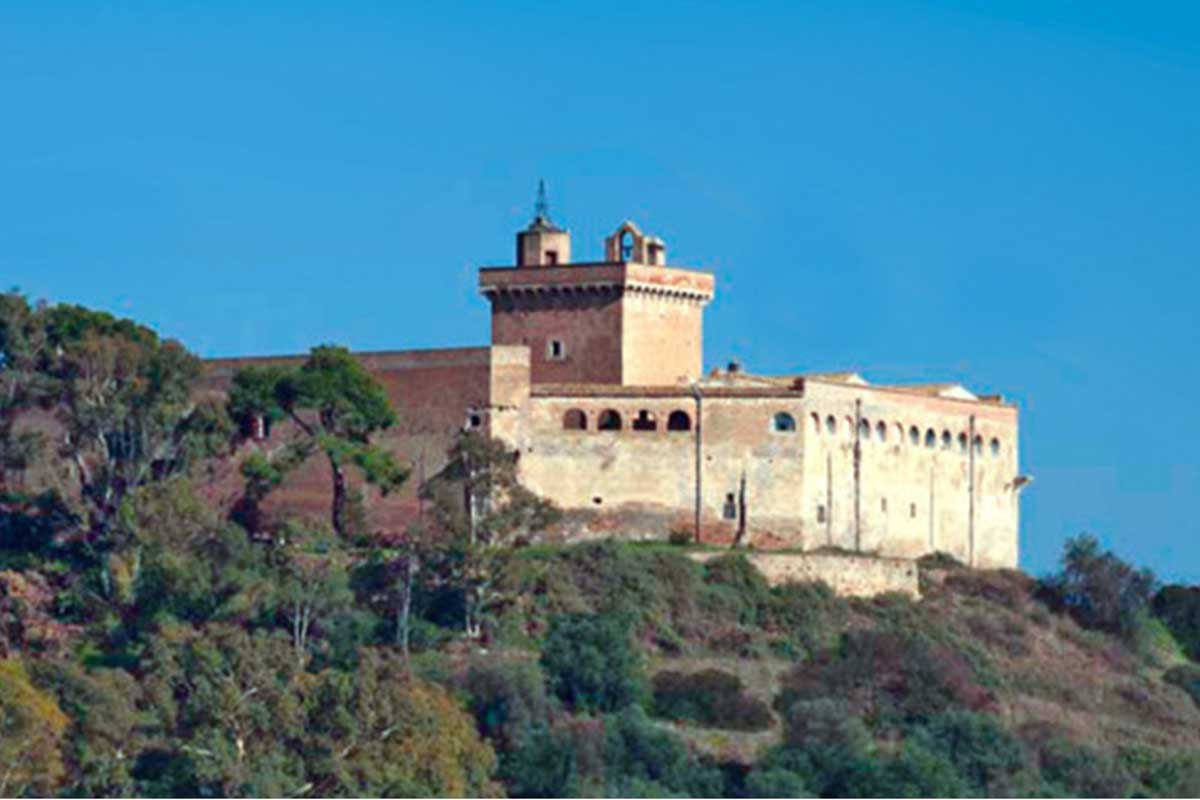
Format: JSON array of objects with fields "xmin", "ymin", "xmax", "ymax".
[{"xmin": 479, "ymin": 189, "xmax": 715, "ymax": 386}]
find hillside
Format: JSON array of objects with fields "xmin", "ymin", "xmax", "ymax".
[{"xmin": 4, "ymin": 293, "xmax": 1200, "ymax": 797}]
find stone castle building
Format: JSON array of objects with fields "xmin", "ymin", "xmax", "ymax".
[{"xmin": 206, "ymin": 194, "xmax": 1028, "ymax": 569}]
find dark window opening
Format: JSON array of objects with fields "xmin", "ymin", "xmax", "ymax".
[
  {"xmin": 467, "ymin": 413, "xmax": 483, "ymax": 429},
  {"xmin": 881, "ymin": 497, "xmax": 888, "ymax": 512},
  {"xmin": 632, "ymin": 409, "xmax": 657, "ymax": 431},
  {"xmin": 598, "ymin": 409, "xmax": 622, "ymax": 431},
  {"xmin": 562, "ymin": 408, "xmax": 587, "ymax": 431},
  {"xmin": 667, "ymin": 410, "xmax": 691, "ymax": 432},
  {"xmin": 545, "ymin": 249, "xmax": 558, "ymax": 265},
  {"xmin": 723, "ymin": 493, "xmax": 737, "ymax": 520},
  {"xmin": 773, "ymin": 412, "xmax": 796, "ymax": 433},
  {"xmin": 925, "ymin": 429, "xmax": 937, "ymax": 448},
  {"xmin": 910, "ymin": 503, "xmax": 917, "ymax": 518},
  {"xmin": 620, "ymin": 230, "xmax": 635, "ymax": 261},
  {"xmin": 547, "ymin": 339, "xmax": 565, "ymax": 361},
  {"xmin": 817, "ymin": 504, "xmax": 827, "ymax": 523}
]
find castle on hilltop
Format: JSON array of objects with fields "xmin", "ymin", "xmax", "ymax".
[{"xmin": 206, "ymin": 191, "xmax": 1028, "ymax": 569}]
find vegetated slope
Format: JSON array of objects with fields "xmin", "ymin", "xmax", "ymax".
[{"xmin": 450, "ymin": 540, "xmax": 1200, "ymax": 797}]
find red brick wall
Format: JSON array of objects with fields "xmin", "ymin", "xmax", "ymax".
[
  {"xmin": 490, "ymin": 291, "xmax": 624, "ymax": 384},
  {"xmin": 201, "ymin": 347, "xmax": 504, "ymax": 535}
]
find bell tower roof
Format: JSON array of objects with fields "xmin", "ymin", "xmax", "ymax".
[{"xmin": 526, "ymin": 179, "xmax": 563, "ymax": 233}]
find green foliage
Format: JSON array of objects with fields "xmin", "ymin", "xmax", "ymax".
[
  {"xmin": 302, "ymin": 650, "xmax": 498, "ymax": 797},
  {"xmin": 1163, "ymin": 663, "xmax": 1200, "ymax": 708},
  {"xmin": 541, "ymin": 612, "xmax": 645, "ymax": 714},
  {"xmin": 227, "ymin": 345, "xmax": 408, "ymax": 537},
  {"xmin": 778, "ymin": 629, "xmax": 995, "ymax": 732},
  {"xmin": 425, "ymin": 432, "xmax": 560, "ymax": 637},
  {"xmin": 1153, "ymin": 584, "xmax": 1200, "ymax": 661},
  {"xmin": 1039, "ymin": 533, "xmax": 1157, "ymax": 640},
  {"xmin": 906, "ymin": 710, "xmax": 1028, "ymax": 795},
  {"xmin": 601, "ymin": 706, "xmax": 724, "ymax": 798},
  {"xmin": 650, "ymin": 668, "xmax": 772, "ymax": 732},
  {"xmin": 1033, "ymin": 735, "xmax": 1137, "ymax": 797},
  {"xmin": 462, "ymin": 656, "xmax": 552, "ymax": 751},
  {"xmin": 0, "ymin": 657, "xmax": 70, "ymax": 796},
  {"xmin": 29, "ymin": 659, "xmax": 143, "ymax": 796}
]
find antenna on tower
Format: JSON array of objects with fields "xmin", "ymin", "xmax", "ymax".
[{"xmin": 534, "ymin": 179, "xmax": 550, "ymax": 221}]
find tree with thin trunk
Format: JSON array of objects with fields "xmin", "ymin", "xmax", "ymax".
[
  {"xmin": 424, "ymin": 432, "xmax": 559, "ymax": 639},
  {"xmin": 227, "ymin": 346, "xmax": 408, "ymax": 538}
]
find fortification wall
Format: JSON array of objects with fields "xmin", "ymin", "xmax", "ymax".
[
  {"xmin": 514, "ymin": 380, "xmax": 1019, "ymax": 568},
  {"xmin": 689, "ymin": 551, "xmax": 920, "ymax": 598},
  {"xmin": 799, "ymin": 379, "xmax": 1019, "ymax": 568},
  {"xmin": 201, "ymin": 346, "xmax": 529, "ymax": 533}
]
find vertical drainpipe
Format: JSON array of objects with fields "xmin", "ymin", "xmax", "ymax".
[
  {"xmin": 692, "ymin": 384, "xmax": 703, "ymax": 545},
  {"xmin": 968, "ymin": 414, "xmax": 976, "ymax": 567},
  {"xmin": 853, "ymin": 398, "xmax": 862, "ymax": 552}
]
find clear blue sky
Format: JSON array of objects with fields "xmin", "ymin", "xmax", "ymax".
[{"xmin": 3, "ymin": 2, "xmax": 1198, "ymax": 581}]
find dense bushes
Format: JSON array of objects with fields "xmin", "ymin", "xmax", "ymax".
[
  {"xmin": 777, "ymin": 629, "xmax": 995, "ymax": 730},
  {"xmin": 650, "ymin": 668, "xmax": 772, "ymax": 731},
  {"xmin": 540, "ymin": 612, "xmax": 645, "ymax": 713},
  {"xmin": 1153, "ymin": 584, "xmax": 1200, "ymax": 660},
  {"xmin": 1039, "ymin": 533, "xmax": 1156, "ymax": 640}
]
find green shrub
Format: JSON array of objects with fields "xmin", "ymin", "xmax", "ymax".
[
  {"xmin": 1034, "ymin": 736, "xmax": 1136, "ymax": 797},
  {"xmin": 1164, "ymin": 663, "xmax": 1200, "ymax": 708},
  {"xmin": 1153, "ymin": 584, "xmax": 1200, "ymax": 661},
  {"xmin": 541, "ymin": 612, "xmax": 644, "ymax": 713},
  {"xmin": 601, "ymin": 706, "xmax": 723, "ymax": 797},
  {"xmin": 906, "ymin": 711, "xmax": 1029, "ymax": 795},
  {"xmin": 1038, "ymin": 533, "xmax": 1156, "ymax": 640},
  {"xmin": 650, "ymin": 668, "xmax": 772, "ymax": 732},
  {"xmin": 777, "ymin": 629, "xmax": 995, "ymax": 730},
  {"xmin": 462, "ymin": 657, "xmax": 551, "ymax": 751},
  {"xmin": 703, "ymin": 554, "xmax": 771, "ymax": 626}
]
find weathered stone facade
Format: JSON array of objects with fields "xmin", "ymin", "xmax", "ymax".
[{"xmin": 204, "ymin": 204, "xmax": 1028, "ymax": 570}]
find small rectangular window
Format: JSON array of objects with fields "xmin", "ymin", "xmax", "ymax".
[
  {"xmin": 723, "ymin": 493, "xmax": 737, "ymax": 520},
  {"xmin": 547, "ymin": 339, "xmax": 565, "ymax": 360},
  {"xmin": 880, "ymin": 497, "xmax": 887, "ymax": 512},
  {"xmin": 910, "ymin": 503, "xmax": 917, "ymax": 519},
  {"xmin": 545, "ymin": 250, "xmax": 558, "ymax": 265},
  {"xmin": 817, "ymin": 504, "xmax": 827, "ymax": 523}
]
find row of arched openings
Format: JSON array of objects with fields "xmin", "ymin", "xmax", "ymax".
[
  {"xmin": 803, "ymin": 411, "xmax": 1004, "ymax": 456},
  {"xmin": 563, "ymin": 408, "xmax": 692, "ymax": 433}
]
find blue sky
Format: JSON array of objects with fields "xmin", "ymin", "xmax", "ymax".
[{"xmin": 3, "ymin": 2, "xmax": 1198, "ymax": 580}]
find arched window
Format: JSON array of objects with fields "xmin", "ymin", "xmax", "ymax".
[
  {"xmin": 909, "ymin": 425, "xmax": 920, "ymax": 445},
  {"xmin": 973, "ymin": 435, "xmax": 983, "ymax": 454},
  {"xmin": 632, "ymin": 410, "xmax": 657, "ymax": 431},
  {"xmin": 667, "ymin": 410, "xmax": 691, "ymax": 432},
  {"xmin": 957, "ymin": 432, "xmax": 968, "ymax": 452},
  {"xmin": 810, "ymin": 412, "xmax": 821, "ymax": 433},
  {"xmin": 876, "ymin": 421, "xmax": 888, "ymax": 442},
  {"xmin": 858, "ymin": 419, "xmax": 871, "ymax": 440},
  {"xmin": 826, "ymin": 415, "xmax": 837, "ymax": 435},
  {"xmin": 773, "ymin": 412, "xmax": 797, "ymax": 433},
  {"xmin": 562, "ymin": 409, "xmax": 587, "ymax": 431},
  {"xmin": 925, "ymin": 429, "xmax": 937, "ymax": 448},
  {"xmin": 990, "ymin": 438, "xmax": 1001, "ymax": 457},
  {"xmin": 941, "ymin": 430, "xmax": 952, "ymax": 449},
  {"xmin": 598, "ymin": 409, "xmax": 622, "ymax": 431},
  {"xmin": 620, "ymin": 230, "xmax": 635, "ymax": 261}
]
